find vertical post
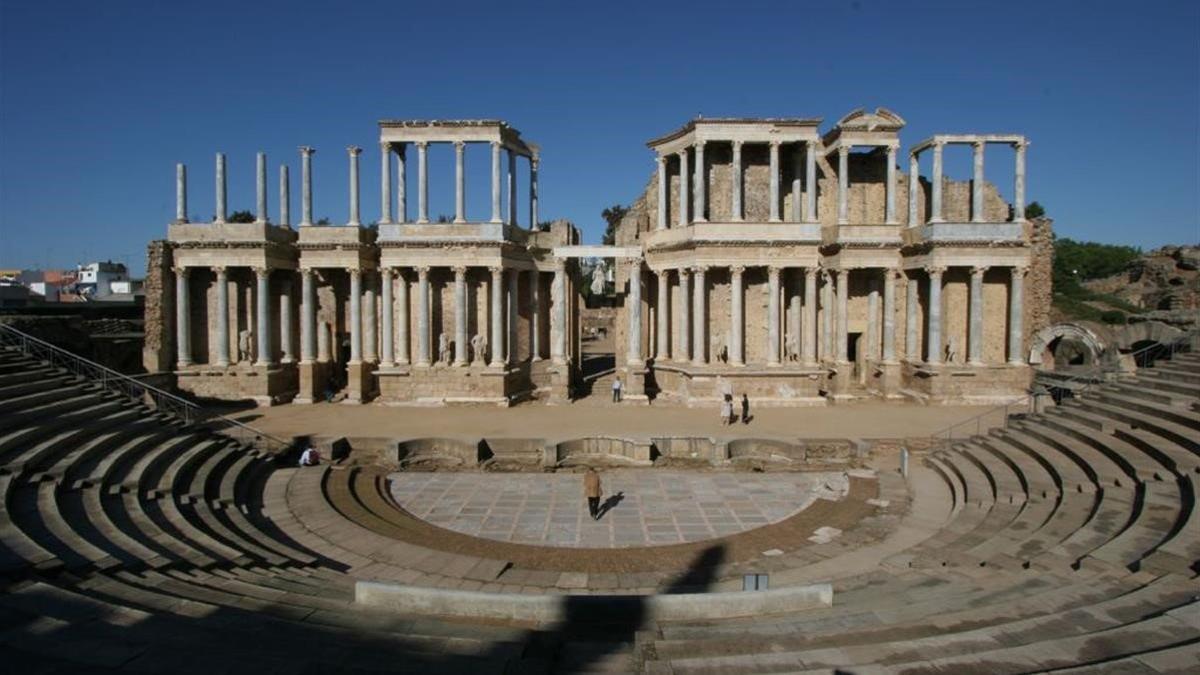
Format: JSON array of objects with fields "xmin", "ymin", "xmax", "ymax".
[
  {"xmin": 175, "ymin": 163, "xmax": 188, "ymax": 223},
  {"xmin": 867, "ymin": 273, "xmax": 880, "ymax": 360},
  {"xmin": 805, "ymin": 140, "xmax": 818, "ymax": 223},
  {"xmin": 300, "ymin": 269, "xmax": 315, "ymax": 364},
  {"xmin": 926, "ymin": 267, "xmax": 945, "ymax": 364},
  {"xmin": 396, "ymin": 144, "xmax": 407, "ymax": 223},
  {"xmin": 347, "ymin": 146, "xmax": 362, "ymax": 226},
  {"xmin": 507, "ymin": 149, "xmax": 517, "ymax": 226},
  {"xmin": 1008, "ymin": 266, "xmax": 1026, "ymax": 365},
  {"xmin": 280, "ymin": 275, "xmax": 293, "ymax": 364},
  {"xmin": 363, "ymin": 272, "xmax": 377, "ymax": 363},
  {"xmin": 837, "ymin": 145, "xmax": 849, "ymax": 225},
  {"xmin": 885, "ymin": 145, "xmax": 898, "ymax": 224},
  {"xmin": 628, "ymin": 259, "xmax": 643, "ymax": 365},
  {"xmin": 255, "ymin": 267, "xmax": 272, "ymax": 366},
  {"xmin": 787, "ymin": 144, "xmax": 801, "ymax": 222},
  {"xmin": 906, "ymin": 271, "xmax": 919, "ymax": 361},
  {"xmin": 969, "ymin": 266, "xmax": 987, "ymax": 364},
  {"xmin": 530, "ymin": 152, "xmax": 540, "ymax": 230},
  {"xmin": 1013, "ymin": 140, "xmax": 1027, "ymax": 222},
  {"xmin": 279, "ymin": 165, "xmax": 290, "ymax": 227},
  {"xmin": 836, "ymin": 269, "xmax": 849, "ymax": 363},
  {"xmin": 256, "ymin": 152, "xmax": 268, "ymax": 223},
  {"xmin": 693, "ymin": 142, "xmax": 706, "ymax": 223},
  {"xmin": 731, "ymin": 266, "xmax": 745, "ymax": 366},
  {"xmin": 972, "ymin": 140, "xmax": 985, "ymax": 223},
  {"xmin": 416, "ymin": 142, "xmax": 429, "ymax": 223},
  {"xmin": 454, "ymin": 141, "xmax": 466, "ymax": 223},
  {"xmin": 692, "ymin": 266, "xmax": 707, "ymax": 365},
  {"xmin": 490, "ymin": 142, "xmax": 502, "ymax": 223},
  {"xmin": 348, "ymin": 269, "xmax": 362, "ymax": 364},
  {"xmin": 490, "ymin": 266, "xmax": 505, "ymax": 367},
  {"xmin": 656, "ymin": 155, "xmax": 668, "ymax": 230},
  {"xmin": 508, "ymin": 269, "xmax": 519, "ymax": 364},
  {"xmin": 731, "ymin": 141, "xmax": 743, "ymax": 222},
  {"xmin": 530, "ymin": 270, "xmax": 541, "ymax": 360},
  {"xmin": 454, "ymin": 266, "xmax": 467, "ymax": 366},
  {"xmin": 908, "ymin": 152, "xmax": 920, "ymax": 226},
  {"xmin": 821, "ymin": 270, "xmax": 833, "ymax": 361},
  {"xmin": 214, "ymin": 153, "xmax": 227, "ymax": 223},
  {"xmin": 768, "ymin": 266, "xmax": 781, "ymax": 366},
  {"xmin": 552, "ymin": 260, "xmax": 567, "ymax": 365},
  {"xmin": 656, "ymin": 270, "xmax": 669, "ymax": 360},
  {"xmin": 417, "ymin": 267, "xmax": 431, "ymax": 366},
  {"xmin": 300, "ymin": 146, "xmax": 315, "ymax": 226},
  {"xmin": 380, "ymin": 267, "xmax": 394, "ymax": 367},
  {"xmin": 677, "ymin": 269, "xmax": 691, "ymax": 362},
  {"xmin": 789, "ymin": 270, "xmax": 802, "ymax": 361},
  {"xmin": 380, "ymin": 142, "xmax": 393, "ymax": 224},
  {"xmin": 931, "ymin": 141, "xmax": 944, "ymax": 223},
  {"xmin": 883, "ymin": 269, "xmax": 897, "ymax": 362},
  {"xmin": 214, "ymin": 267, "xmax": 229, "ymax": 366},
  {"xmin": 677, "ymin": 150, "xmax": 689, "ymax": 227},
  {"xmin": 803, "ymin": 268, "xmax": 818, "ymax": 365},
  {"xmin": 174, "ymin": 267, "xmax": 191, "ymax": 367},
  {"xmin": 396, "ymin": 270, "xmax": 410, "ymax": 365},
  {"xmin": 769, "ymin": 141, "xmax": 781, "ymax": 222}
]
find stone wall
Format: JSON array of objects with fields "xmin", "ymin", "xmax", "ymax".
[
  {"xmin": 142, "ymin": 240, "xmax": 173, "ymax": 373},
  {"xmin": 1026, "ymin": 217, "xmax": 1054, "ymax": 342}
]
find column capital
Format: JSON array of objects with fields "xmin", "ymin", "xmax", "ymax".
[
  {"xmin": 490, "ymin": 140, "xmax": 500, "ymax": 150},
  {"xmin": 416, "ymin": 265, "xmax": 430, "ymax": 276},
  {"xmin": 805, "ymin": 266, "xmax": 818, "ymax": 279},
  {"xmin": 677, "ymin": 266, "xmax": 689, "ymax": 278},
  {"xmin": 972, "ymin": 139, "xmax": 986, "ymax": 151},
  {"xmin": 730, "ymin": 265, "xmax": 745, "ymax": 276},
  {"xmin": 379, "ymin": 265, "xmax": 392, "ymax": 275},
  {"xmin": 971, "ymin": 265, "xmax": 989, "ymax": 277},
  {"xmin": 694, "ymin": 140, "xmax": 706, "ymax": 150},
  {"xmin": 767, "ymin": 265, "xmax": 782, "ymax": 277},
  {"xmin": 677, "ymin": 148, "xmax": 687, "ymax": 158},
  {"xmin": 926, "ymin": 265, "xmax": 947, "ymax": 276},
  {"xmin": 691, "ymin": 265, "xmax": 708, "ymax": 274},
  {"xmin": 655, "ymin": 154, "xmax": 666, "ymax": 166},
  {"xmin": 212, "ymin": 265, "xmax": 227, "ymax": 276},
  {"xmin": 489, "ymin": 265, "xmax": 503, "ymax": 276},
  {"xmin": 415, "ymin": 141, "xmax": 429, "ymax": 150},
  {"xmin": 628, "ymin": 256, "xmax": 644, "ymax": 268},
  {"xmin": 837, "ymin": 144, "xmax": 849, "ymax": 157},
  {"xmin": 346, "ymin": 145, "xmax": 361, "ymax": 156},
  {"xmin": 253, "ymin": 266, "xmax": 271, "ymax": 278},
  {"xmin": 172, "ymin": 266, "xmax": 189, "ymax": 277},
  {"xmin": 933, "ymin": 139, "xmax": 946, "ymax": 149},
  {"xmin": 887, "ymin": 141, "xmax": 900, "ymax": 152},
  {"xmin": 1013, "ymin": 139, "xmax": 1030, "ymax": 151},
  {"xmin": 769, "ymin": 139, "xmax": 781, "ymax": 148},
  {"xmin": 380, "ymin": 140, "xmax": 391, "ymax": 151},
  {"xmin": 1012, "ymin": 264, "xmax": 1029, "ymax": 276},
  {"xmin": 347, "ymin": 267, "xmax": 361, "ymax": 278},
  {"xmin": 453, "ymin": 266, "xmax": 468, "ymax": 278},
  {"xmin": 554, "ymin": 258, "xmax": 567, "ymax": 271},
  {"xmin": 453, "ymin": 140, "xmax": 465, "ymax": 150},
  {"xmin": 299, "ymin": 146, "xmax": 315, "ymax": 156},
  {"xmin": 732, "ymin": 139, "xmax": 743, "ymax": 150},
  {"xmin": 886, "ymin": 267, "xmax": 902, "ymax": 279}
]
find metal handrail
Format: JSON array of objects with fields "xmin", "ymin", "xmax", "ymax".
[
  {"xmin": 0, "ymin": 323, "xmax": 290, "ymax": 454},
  {"xmin": 926, "ymin": 327, "xmax": 1199, "ymax": 450}
]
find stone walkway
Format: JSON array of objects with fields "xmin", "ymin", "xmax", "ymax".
[{"xmin": 389, "ymin": 470, "xmax": 850, "ymax": 548}]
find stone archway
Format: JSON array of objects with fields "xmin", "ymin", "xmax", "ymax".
[{"xmin": 1027, "ymin": 321, "xmax": 1116, "ymax": 370}]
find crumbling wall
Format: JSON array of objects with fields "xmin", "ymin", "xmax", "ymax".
[
  {"xmin": 142, "ymin": 240, "xmax": 174, "ymax": 373},
  {"xmin": 1026, "ymin": 217, "xmax": 1054, "ymax": 343}
]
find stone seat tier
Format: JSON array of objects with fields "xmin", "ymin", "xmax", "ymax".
[
  {"xmin": 1011, "ymin": 417, "xmax": 1141, "ymax": 489},
  {"xmin": 986, "ymin": 425, "xmax": 1095, "ymax": 494},
  {"xmin": 0, "ymin": 473, "xmax": 61, "ymax": 573},
  {"xmin": 3, "ymin": 406, "xmax": 147, "ymax": 478},
  {"xmin": 0, "ymin": 396, "xmax": 129, "ymax": 459},
  {"xmin": 42, "ymin": 418, "xmax": 180, "ymax": 486},
  {"xmin": 1037, "ymin": 410, "xmax": 1179, "ymax": 483},
  {"xmin": 1131, "ymin": 369, "xmax": 1200, "ymax": 400},
  {"xmin": 1073, "ymin": 398, "xmax": 1200, "ymax": 456},
  {"xmin": 0, "ymin": 388, "xmax": 120, "ymax": 435},
  {"xmin": 1093, "ymin": 386, "xmax": 1200, "ymax": 431},
  {"xmin": 0, "ymin": 373, "xmax": 87, "ymax": 414}
]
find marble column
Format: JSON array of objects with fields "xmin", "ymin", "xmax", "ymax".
[
  {"xmin": 836, "ymin": 269, "xmax": 849, "ymax": 363},
  {"xmin": 417, "ymin": 267, "xmax": 431, "ymax": 366},
  {"xmin": 656, "ymin": 270, "xmax": 669, "ymax": 360},
  {"xmin": 396, "ymin": 270, "xmax": 410, "ymax": 365},
  {"xmin": 256, "ymin": 152, "xmax": 268, "ymax": 223},
  {"xmin": 379, "ymin": 142, "xmax": 392, "ymax": 224},
  {"xmin": 454, "ymin": 141, "xmax": 466, "ymax": 223},
  {"xmin": 837, "ymin": 146, "xmax": 849, "ymax": 225},
  {"xmin": 906, "ymin": 272, "xmax": 920, "ymax": 361},
  {"xmin": 416, "ymin": 142, "xmax": 429, "ymax": 224},
  {"xmin": 175, "ymin": 164, "xmax": 188, "ymax": 223},
  {"xmin": 255, "ymin": 267, "xmax": 271, "ymax": 366},
  {"xmin": 677, "ymin": 150, "xmax": 689, "ymax": 227},
  {"xmin": 507, "ymin": 149, "xmax": 517, "ymax": 226},
  {"xmin": 693, "ymin": 142, "xmax": 706, "ymax": 223},
  {"xmin": 769, "ymin": 141, "xmax": 781, "ymax": 222},
  {"xmin": 930, "ymin": 142, "xmax": 944, "ymax": 223},
  {"xmin": 363, "ymin": 272, "xmax": 377, "ymax": 363},
  {"xmin": 820, "ymin": 271, "xmax": 833, "ymax": 361},
  {"xmin": 1013, "ymin": 141, "xmax": 1027, "ymax": 222},
  {"xmin": 1008, "ymin": 266, "xmax": 1026, "ymax": 365},
  {"xmin": 656, "ymin": 155, "xmax": 668, "ymax": 230},
  {"xmin": 380, "ymin": 268, "xmax": 394, "ymax": 367},
  {"xmin": 490, "ymin": 267, "xmax": 505, "ymax": 367},
  {"xmin": 791, "ymin": 144, "xmax": 803, "ymax": 222},
  {"xmin": 677, "ymin": 269, "xmax": 691, "ymax": 362},
  {"xmin": 529, "ymin": 270, "xmax": 541, "ymax": 360},
  {"xmin": 803, "ymin": 268, "xmax": 818, "ymax": 365},
  {"xmin": 348, "ymin": 269, "xmax": 362, "ymax": 364},
  {"xmin": 490, "ymin": 142, "xmax": 502, "ymax": 223},
  {"xmin": 508, "ymin": 269, "xmax": 519, "ymax": 364},
  {"xmin": 552, "ymin": 260, "xmax": 567, "ymax": 365},
  {"xmin": 300, "ymin": 146, "xmax": 314, "ymax": 226},
  {"xmin": 767, "ymin": 266, "xmax": 781, "ymax": 366},
  {"xmin": 396, "ymin": 145, "xmax": 407, "ymax": 223},
  {"xmin": 214, "ymin": 267, "xmax": 229, "ymax": 366},
  {"xmin": 867, "ymin": 273, "xmax": 880, "ymax": 360},
  {"xmin": 628, "ymin": 260, "xmax": 643, "ymax": 365},
  {"xmin": 883, "ymin": 269, "xmax": 897, "ymax": 363},
  {"xmin": 453, "ymin": 266, "xmax": 467, "ymax": 366},
  {"xmin": 300, "ymin": 269, "xmax": 315, "ymax": 364},
  {"xmin": 692, "ymin": 266, "xmax": 707, "ymax": 365},
  {"xmin": 530, "ymin": 154, "xmax": 540, "ymax": 229},
  {"xmin": 971, "ymin": 141, "xmax": 985, "ymax": 223},
  {"xmin": 804, "ymin": 140, "xmax": 818, "ymax": 223},
  {"xmin": 885, "ymin": 145, "xmax": 898, "ymax": 224},
  {"xmin": 789, "ymin": 271, "xmax": 802, "ymax": 360},
  {"xmin": 926, "ymin": 267, "xmax": 945, "ymax": 364},
  {"xmin": 347, "ymin": 146, "xmax": 362, "ymax": 227},
  {"xmin": 279, "ymin": 166, "xmax": 290, "ymax": 227},
  {"xmin": 317, "ymin": 322, "xmax": 331, "ymax": 363},
  {"xmin": 731, "ymin": 141, "xmax": 743, "ymax": 222},
  {"xmin": 907, "ymin": 153, "xmax": 920, "ymax": 226},
  {"xmin": 214, "ymin": 153, "xmax": 227, "ymax": 223},
  {"xmin": 175, "ymin": 267, "xmax": 191, "ymax": 366},
  {"xmin": 280, "ymin": 276, "xmax": 293, "ymax": 364},
  {"xmin": 731, "ymin": 266, "xmax": 745, "ymax": 366},
  {"xmin": 969, "ymin": 266, "xmax": 987, "ymax": 365}
]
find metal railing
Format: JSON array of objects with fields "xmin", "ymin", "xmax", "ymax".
[
  {"xmin": 926, "ymin": 327, "xmax": 1199, "ymax": 450},
  {"xmin": 0, "ymin": 323, "xmax": 291, "ymax": 454}
]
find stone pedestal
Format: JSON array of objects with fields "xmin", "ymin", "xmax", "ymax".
[
  {"xmin": 548, "ymin": 361, "xmax": 574, "ymax": 404},
  {"xmin": 623, "ymin": 365, "xmax": 648, "ymax": 403},
  {"xmin": 295, "ymin": 361, "xmax": 331, "ymax": 404},
  {"xmin": 827, "ymin": 364, "xmax": 856, "ymax": 403},
  {"xmin": 875, "ymin": 361, "xmax": 903, "ymax": 399},
  {"xmin": 345, "ymin": 361, "xmax": 374, "ymax": 404},
  {"xmin": 176, "ymin": 363, "xmax": 297, "ymax": 407}
]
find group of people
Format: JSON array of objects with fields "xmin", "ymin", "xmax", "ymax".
[{"xmin": 720, "ymin": 393, "xmax": 751, "ymax": 426}]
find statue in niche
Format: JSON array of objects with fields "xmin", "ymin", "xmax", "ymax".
[
  {"xmin": 238, "ymin": 328, "xmax": 254, "ymax": 363},
  {"xmin": 713, "ymin": 332, "xmax": 727, "ymax": 364},
  {"xmin": 590, "ymin": 260, "xmax": 607, "ymax": 296},
  {"xmin": 786, "ymin": 332, "xmax": 801, "ymax": 362},
  {"xmin": 438, "ymin": 333, "xmax": 451, "ymax": 365},
  {"xmin": 471, "ymin": 334, "xmax": 487, "ymax": 365},
  {"xmin": 946, "ymin": 335, "xmax": 961, "ymax": 364}
]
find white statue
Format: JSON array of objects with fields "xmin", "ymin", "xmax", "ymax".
[
  {"xmin": 713, "ymin": 332, "xmax": 727, "ymax": 364},
  {"xmin": 238, "ymin": 328, "xmax": 254, "ymax": 363},
  {"xmin": 786, "ymin": 332, "xmax": 801, "ymax": 362},
  {"xmin": 590, "ymin": 260, "xmax": 607, "ymax": 296},
  {"xmin": 438, "ymin": 333, "xmax": 451, "ymax": 364},
  {"xmin": 471, "ymin": 334, "xmax": 487, "ymax": 365},
  {"xmin": 946, "ymin": 335, "xmax": 961, "ymax": 364}
]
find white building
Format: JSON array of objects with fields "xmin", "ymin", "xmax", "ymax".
[{"xmin": 76, "ymin": 261, "xmax": 129, "ymax": 298}]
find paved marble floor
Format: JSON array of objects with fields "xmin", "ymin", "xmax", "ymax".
[{"xmin": 388, "ymin": 470, "xmax": 851, "ymax": 548}]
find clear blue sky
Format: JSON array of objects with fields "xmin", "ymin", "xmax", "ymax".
[{"xmin": 2, "ymin": 0, "xmax": 1197, "ymax": 276}]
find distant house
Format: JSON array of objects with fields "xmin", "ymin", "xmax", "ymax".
[{"xmin": 75, "ymin": 261, "xmax": 129, "ymax": 299}]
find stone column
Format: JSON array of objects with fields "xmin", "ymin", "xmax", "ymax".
[
  {"xmin": 175, "ymin": 164, "xmax": 187, "ymax": 223},
  {"xmin": 731, "ymin": 266, "xmax": 745, "ymax": 366},
  {"xmin": 926, "ymin": 266, "xmax": 945, "ymax": 364},
  {"xmin": 363, "ymin": 272, "xmax": 377, "ymax": 363},
  {"xmin": 490, "ymin": 142, "xmax": 502, "ymax": 223},
  {"xmin": 769, "ymin": 141, "xmax": 781, "ymax": 222},
  {"xmin": 279, "ymin": 165, "xmax": 290, "ymax": 227},
  {"xmin": 348, "ymin": 269, "xmax": 362, "ymax": 364},
  {"xmin": 693, "ymin": 142, "xmax": 706, "ymax": 223},
  {"xmin": 529, "ymin": 270, "xmax": 541, "ymax": 360},
  {"xmin": 883, "ymin": 269, "xmax": 897, "ymax": 363},
  {"xmin": 280, "ymin": 276, "xmax": 293, "ymax": 364},
  {"xmin": 791, "ymin": 144, "xmax": 803, "ymax": 222},
  {"xmin": 530, "ymin": 153, "xmax": 540, "ymax": 230},
  {"xmin": 175, "ymin": 267, "xmax": 191, "ymax": 366},
  {"xmin": 885, "ymin": 145, "xmax": 898, "ymax": 224},
  {"xmin": 971, "ymin": 141, "xmax": 985, "ymax": 223},
  {"xmin": 214, "ymin": 153, "xmax": 227, "ymax": 223},
  {"xmin": 656, "ymin": 155, "xmax": 668, "ymax": 230},
  {"xmin": 969, "ymin": 266, "xmax": 987, "ymax": 365},
  {"xmin": 490, "ymin": 266, "xmax": 505, "ymax": 367},
  {"xmin": 300, "ymin": 269, "xmax": 315, "ymax": 364},
  {"xmin": 692, "ymin": 266, "xmax": 707, "ymax": 365},
  {"xmin": 552, "ymin": 260, "xmax": 567, "ymax": 365},
  {"xmin": 1008, "ymin": 266, "xmax": 1026, "ymax": 365},
  {"xmin": 656, "ymin": 270, "xmax": 669, "ymax": 359},
  {"xmin": 396, "ymin": 270, "xmax": 410, "ymax": 365},
  {"xmin": 255, "ymin": 267, "xmax": 272, "ymax": 366},
  {"xmin": 768, "ymin": 266, "xmax": 781, "ymax": 366},
  {"xmin": 677, "ymin": 269, "xmax": 691, "ymax": 362},
  {"xmin": 454, "ymin": 141, "xmax": 466, "ymax": 223},
  {"xmin": 805, "ymin": 140, "xmax": 818, "ymax": 223},
  {"xmin": 214, "ymin": 267, "xmax": 229, "ymax": 366},
  {"xmin": 628, "ymin": 259, "xmax": 643, "ymax": 365},
  {"xmin": 677, "ymin": 150, "xmax": 689, "ymax": 227},
  {"xmin": 789, "ymin": 271, "xmax": 802, "ymax": 360},
  {"xmin": 867, "ymin": 273, "xmax": 880, "ymax": 360},
  {"xmin": 380, "ymin": 142, "xmax": 392, "ymax": 224},
  {"xmin": 508, "ymin": 149, "xmax": 518, "ymax": 226},
  {"xmin": 416, "ymin": 142, "xmax": 429, "ymax": 224},
  {"xmin": 416, "ymin": 267, "xmax": 430, "ymax": 366},
  {"xmin": 836, "ymin": 269, "xmax": 849, "ymax": 363},
  {"xmin": 821, "ymin": 271, "xmax": 833, "ymax": 361},
  {"xmin": 1013, "ymin": 141, "xmax": 1027, "ymax": 222},
  {"xmin": 396, "ymin": 144, "xmax": 407, "ymax": 223},
  {"xmin": 300, "ymin": 146, "xmax": 314, "ymax": 226},
  {"xmin": 931, "ymin": 142, "xmax": 944, "ymax": 223},
  {"xmin": 453, "ymin": 266, "xmax": 467, "ymax": 366},
  {"xmin": 906, "ymin": 272, "xmax": 919, "ymax": 361},
  {"xmin": 803, "ymin": 268, "xmax": 818, "ymax": 365},
  {"xmin": 907, "ymin": 153, "xmax": 920, "ymax": 226},
  {"xmin": 508, "ymin": 269, "xmax": 520, "ymax": 364},
  {"xmin": 256, "ymin": 152, "xmax": 268, "ymax": 223},
  {"xmin": 317, "ymin": 322, "xmax": 331, "ymax": 363},
  {"xmin": 731, "ymin": 141, "xmax": 743, "ymax": 222},
  {"xmin": 837, "ymin": 146, "xmax": 849, "ymax": 225},
  {"xmin": 379, "ymin": 268, "xmax": 393, "ymax": 367},
  {"xmin": 347, "ymin": 146, "xmax": 362, "ymax": 226}
]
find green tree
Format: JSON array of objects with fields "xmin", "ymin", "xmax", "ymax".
[
  {"xmin": 601, "ymin": 204, "xmax": 628, "ymax": 245},
  {"xmin": 1025, "ymin": 201, "xmax": 1046, "ymax": 219},
  {"xmin": 227, "ymin": 210, "xmax": 255, "ymax": 223}
]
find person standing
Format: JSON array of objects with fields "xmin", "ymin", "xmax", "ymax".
[
  {"xmin": 611, "ymin": 376, "xmax": 622, "ymax": 403},
  {"xmin": 741, "ymin": 393, "xmax": 751, "ymax": 425},
  {"xmin": 584, "ymin": 467, "xmax": 603, "ymax": 520},
  {"xmin": 720, "ymin": 396, "xmax": 732, "ymax": 426}
]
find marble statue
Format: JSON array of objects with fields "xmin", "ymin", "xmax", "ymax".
[
  {"xmin": 946, "ymin": 335, "xmax": 961, "ymax": 364},
  {"xmin": 590, "ymin": 260, "xmax": 607, "ymax": 296},
  {"xmin": 438, "ymin": 333, "xmax": 451, "ymax": 365},
  {"xmin": 470, "ymin": 333, "xmax": 487, "ymax": 365},
  {"xmin": 238, "ymin": 328, "xmax": 254, "ymax": 363},
  {"xmin": 786, "ymin": 332, "xmax": 801, "ymax": 362}
]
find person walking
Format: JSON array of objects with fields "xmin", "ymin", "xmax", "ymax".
[
  {"xmin": 584, "ymin": 467, "xmax": 603, "ymax": 520},
  {"xmin": 720, "ymin": 396, "xmax": 733, "ymax": 426},
  {"xmin": 741, "ymin": 393, "xmax": 751, "ymax": 424},
  {"xmin": 611, "ymin": 375, "xmax": 622, "ymax": 403}
]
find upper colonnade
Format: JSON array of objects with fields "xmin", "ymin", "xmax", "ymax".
[
  {"xmin": 909, "ymin": 134, "xmax": 1029, "ymax": 225},
  {"xmin": 821, "ymin": 108, "xmax": 905, "ymax": 226}
]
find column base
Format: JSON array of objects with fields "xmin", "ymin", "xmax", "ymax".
[
  {"xmin": 345, "ymin": 361, "xmax": 374, "ymax": 404},
  {"xmin": 296, "ymin": 361, "xmax": 330, "ymax": 404}
]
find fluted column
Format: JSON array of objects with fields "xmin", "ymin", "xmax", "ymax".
[
  {"xmin": 803, "ymin": 268, "xmax": 818, "ymax": 365},
  {"xmin": 656, "ymin": 270, "xmax": 669, "ymax": 359},
  {"xmin": 300, "ymin": 146, "xmax": 314, "ymax": 226},
  {"xmin": 453, "ymin": 266, "xmax": 467, "ymax": 366},
  {"xmin": 490, "ymin": 142, "xmax": 502, "ymax": 223},
  {"xmin": 906, "ymin": 272, "xmax": 920, "ymax": 361},
  {"xmin": 628, "ymin": 259, "xmax": 643, "ymax": 365},
  {"xmin": 214, "ymin": 153, "xmax": 227, "ymax": 223},
  {"xmin": 693, "ymin": 142, "xmax": 706, "ymax": 223},
  {"xmin": 677, "ymin": 269, "xmax": 691, "ymax": 362},
  {"xmin": 767, "ymin": 266, "xmax": 781, "ymax": 366},
  {"xmin": 363, "ymin": 272, "xmax": 377, "ymax": 363},
  {"xmin": 379, "ymin": 268, "xmax": 393, "ymax": 366},
  {"xmin": 530, "ymin": 153, "xmax": 540, "ymax": 229},
  {"xmin": 489, "ymin": 266, "xmax": 505, "ymax": 367},
  {"xmin": 379, "ymin": 143, "xmax": 392, "ymax": 224},
  {"xmin": 883, "ymin": 269, "xmax": 897, "ymax": 363},
  {"xmin": 507, "ymin": 149, "xmax": 517, "ymax": 226},
  {"xmin": 836, "ymin": 269, "xmax": 849, "ymax": 363},
  {"xmin": 791, "ymin": 144, "xmax": 803, "ymax": 222},
  {"xmin": 969, "ymin": 266, "xmax": 987, "ymax": 365},
  {"xmin": 885, "ymin": 145, "xmax": 898, "ymax": 224},
  {"xmin": 926, "ymin": 266, "xmax": 945, "ymax": 364},
  {"xmin": 1013, "ymin": 140, "xmax": 1027, "ymax": 222},
  {"xmin": 731, "ymin": 141, "xmax": 743, "ymax": 222},
  {"xmin": 769, "ymin": 141, "xmax": 781, "ymax": 222},
  {"xmin": 907, "ymin": 153, "xmax": 920, "ymax": 226},
  {"xmin": 804, "ymin": 140, "xmax": 818, "ymax": 223},
  {"xmin": 677, "ymin": 150, "xmax": 689, "ymax": 227},
  {"xmin": 280, "ymin": 275, "xmax": 293, "ymax": 364},
  {"xmin": 416, "ymin": 142, "xmax": 429, "ymax": 223},
  {"xmin": 692, "ymin": 266, "xmax": 707, "ymax": 365},
  {"xmin": 255, "ymin": 267, "xmax": 272, "ymax": 366},
  {"xmin": 300, "ymin": 269, "xmax": 315, "ymax": 364},
  {"xmin": 552, "ymin": 260, "xmax": 567, "ymax": 365},
  {"xmin": 731, "ymin": 266, "xmax": 745, "ymax": 366},
  {"xmin": 820, "ymin": 271, "xmax": 833, "ymax": 361},
  {"xmin": 396, "ymin": 270, "xmax": 410, "ymax": 365},
  {"xmin": 256, "ymin": 152, "xmax": 268, "ymax": 223},
  {"xmin": 348, "ymin": 269, "xmax": 362, "ymax": 364},
  {"xmin": 508, "ymin": 269, "xmax": 519, "ymax": 364},
  {"xmin": 529, "ymin": 270, "xmax": 541, "ymax": 360},
  {"xmin": 347, "ymin": 146, "xmax": 362, "ymax": 226},
  {"xmin": 416, "ymin": 266, "xmax": 430, "ymax": 366},
  {"xmin": 930, "ymin": 142, "xmax": 945, "ymax": 223},
  {"xmin": 971, "ymin": 141, "xmax": 985, "ymax": 223},
  {"xmin": 279, "ymin": 166, "xmax": 290, "ymax": 227},
  {"xmin": 175, "ymin": 164, "xmax": 188, "ymax": 223},
  {"xmin": 1008, "ymin": 266, "xmax": 1026, "ymax": 365},
  {"xmin": 837, "ymin": 146, "xmax": 849, "ymax": 225},
  {"xmin": 789, "ymin": 271, "xmax": 801, "ymax": 360},
  {"xmin": 396, "ymin": 144, "xmax": 407, "ymax": 223},
  {"xmin": 454, "ymin": 141, "xmax": 466, "ymax": 223},
  {"xmin": 867, "ymin": 273, "xmax": 880, "ymax": 360},
  {"xmin": 214, "ymin": 267, "xmax": 229, "ymax": 366},
  {"xmin": 174, "ymin": 267, "xmax": 191, "ymax": 367},
  {"xmin": 656, "ymin": 155, "xmax": 668, "ymax": 230}
]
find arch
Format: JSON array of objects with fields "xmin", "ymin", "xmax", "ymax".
[
  {"xmin": 1111, "ymin": 320, "xmax": 1184, "ymax": 352},
  {"xmin": 1027, "ymin": 321, "xmax": 1116, "ymax": 369}
]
